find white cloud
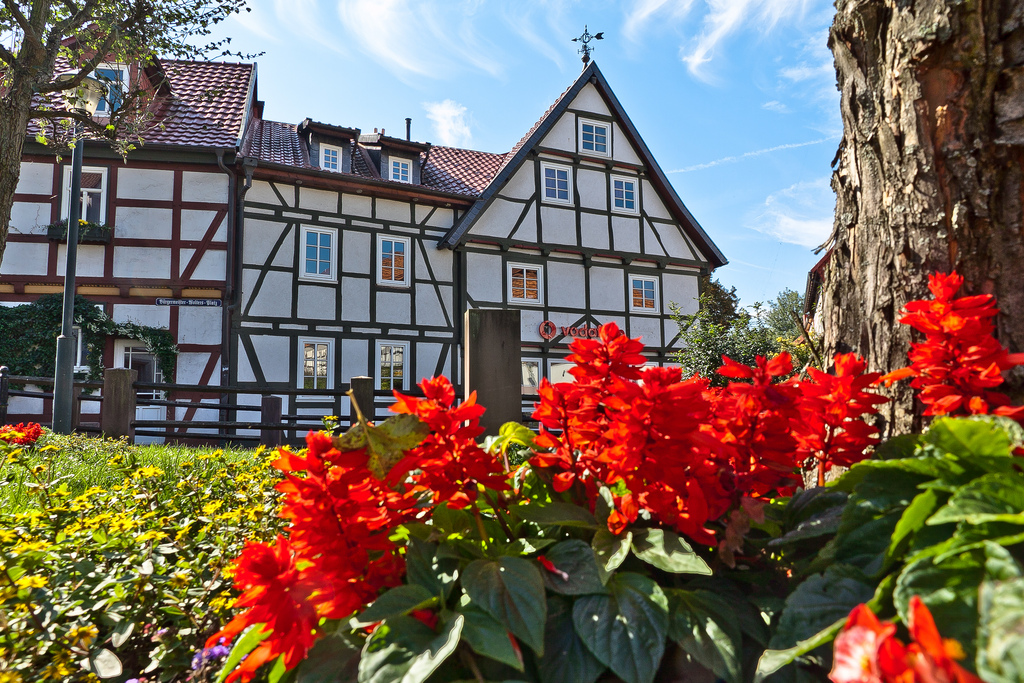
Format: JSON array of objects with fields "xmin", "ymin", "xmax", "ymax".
[
  {"xmin": 424, "ymin": 99, "xmax": 473, "ymax": 147},
  {"xmin": 623, "ymin": 0, "xmax": 696, "ymax": 43},
  {"xmin": 762, "ymin": 100, "xmax": 789, "ymax": 113},
  {"xmin": 272, "ymin": 0, "xmax": 345, "ymax": 54},
  {"xmin": 753, "ymin": 176, "xmax": 834, "ymax": 247}
]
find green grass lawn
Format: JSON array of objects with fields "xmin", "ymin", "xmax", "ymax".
[{"xmin": 0, "ymin": 432, "xmax": 260, "ymax": 511}]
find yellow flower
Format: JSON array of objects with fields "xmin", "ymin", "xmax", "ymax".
[
  {"xmin": 134, "ymin": 466, "xmax": 164, "ymax": 479},
  {"xmin": 67, "ymin": 624, "xmax": 98, "ymax": 649},
  {"xmin": 202, "ymin": 501, "xmax": 223, "ymax": 515},
  {"xmin": 0, "ymin": 671, "xmax": 24, "ymax": 683},
  {"xmin": 135, "ymin": 530, "xmax": 166, "ymax": 543},
  {"xmin": 30, "ymin": 463, "xmax": 47, "ymax": 475},
  {"xmin": 15, "ymin": 575, "xmax": 47, "ymax": 589},
  {"xmin": 169, "ymin": 572, "xmax": 189, "ymax": 589}
]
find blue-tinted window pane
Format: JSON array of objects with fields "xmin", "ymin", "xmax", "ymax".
[
  {"xmin": 320, "ymin": 233, "xmax": 331, "ymax": 247},
  {"xmin": 305, "ymin": 259, "xmax": 316, "ymax": 274},
  {"xmin": 306, "ymin": 245, "xmax": 317, "ymax": 259}
]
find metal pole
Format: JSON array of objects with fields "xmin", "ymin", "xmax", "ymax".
[{"xmin": 52, "ymin": 125, "xmax": 84, "ymax": 434}]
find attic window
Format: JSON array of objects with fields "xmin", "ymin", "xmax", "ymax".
[
  {"xmin": 579, "ymin": 119, "xmax": 610, "ymax": 156},
  {"xmin": 390, "ymin": 158, "xmax": 411, "ymax": 183},
  {"xmin": 93, "ymin": 64, "xmax": 128, "ymax": 115},
  {"xmin": 321, "ymin": 144, "xmax": 343, "ymax": 172}
]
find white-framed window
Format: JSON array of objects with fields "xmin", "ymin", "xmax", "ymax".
[
  {"xmin": 93, "ymin": 64, "xmax": 129, "ymax": 115},
  {"xmin": 114, "ymin": 340, "xmax": 164, "ymax": 400},
  {"xmin": 508, "ymin": 263, "xmax": 542, "ymax": 304},
  {"xmin": 321, "ymin": 144, "xmax": 343, "ymax": 172},
  {"xmin": 390, "ymin": 158, "xmax": 412, "ymax": 183},
  {"xmin": 377, "ymin": 341, "xmax": 409, "ymax": 391},
  {"xmin": 378, "ymin": 235, "xmax": 410, "ymax": 287},
  {"xmin": 541, "ymin": 162, "xmax": 572, "ymax": 205},
  {"xmin": 630, "ymin": 275, "xmax": 659, "ymax": 313},
  {"xmin": 62, "ymin": 166, "xmax": 108, "ymax": 224},
  {"xmin": 612, "ymin": 176, "xmax": 638, "ymax": 213},
  {"xmin": 549, "ymin": 361, "xmax": 575, "ymax": 385},
  {"xmin": 579, "ymin": 119, "xmax": 610, "ymax": 156},
  {"xmin": 71, "ymin": 303, "xmax": 104, "ymax": 373},
  {"xmin": 299, "ymin": 338, "xmax": 334, "ymax": 393},
  {"xmin": 300, "ymin": 226, "xmax": 337, "ymax": 282},
  {"xmin": 522, "ymin": 359, "xmax": 541, "ymax": 394}
]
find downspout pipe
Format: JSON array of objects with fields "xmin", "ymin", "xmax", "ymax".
[{"xmin": 216, "ymin": 149, "xmax": 236, "ymax": 444}]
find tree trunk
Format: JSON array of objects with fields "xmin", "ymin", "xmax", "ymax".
[
  {"xmin": 821, "ymin": 0, "xmax": 1024, "ymax": 434},
  {"xmin": 0, "ymin": 76, "xmax": 39, "ymax": 271}
]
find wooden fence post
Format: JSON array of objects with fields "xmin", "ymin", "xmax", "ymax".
[
  {"xmin": 349, "ymin": 376, "xmax": 374, "ymax": 427},
  {"xmin": 101, "ymin": 368, "xmax": 137, "ymax": 441},
  {"xmin": 464, "ymin": 308, "xmax": 521, "ymax": 435},
  {"xmin": 0, "ymin": 366, "xmax": 8, "ymax": 425},
  {"xmin": 260, "ymin": 396, "xmax": 283, "ymax": 447}
]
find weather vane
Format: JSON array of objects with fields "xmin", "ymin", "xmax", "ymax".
[{"xmin": 571, "ymin": 25, "xmax": 603, "ymax": 67}]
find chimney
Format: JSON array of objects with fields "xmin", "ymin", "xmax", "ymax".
[
  {"xmin": 405, "ymin": 118, "xmax": 412, "ymax": 141},
  {"xmin": 373, "ymin": 127, "xmax": 378, "ymax": 133}
]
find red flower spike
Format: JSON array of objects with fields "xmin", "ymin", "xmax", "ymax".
[
  {"xmin": 0, "ymin": 422, "xmax": 44, "ymax": 445},
  {"xmin": 537, "ymin": 555, "xmax": 569, "ymax": 582}
]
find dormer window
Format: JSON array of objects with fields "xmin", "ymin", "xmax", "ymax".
[
  {"xmin": 390, "ymin": 158, "xmax": 411, "ymax": 183},
  {"xmin": 93, "ymin": 64, "xmax": 128, "ymax": 115},
  {"xmin": 321, "ymin": 144, "xmax": 343, "ymax": 172}
]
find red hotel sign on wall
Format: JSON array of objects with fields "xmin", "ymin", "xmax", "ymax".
[{"xmin": 539, "ymin": 320, "xmax": 599, "ymax": 340}]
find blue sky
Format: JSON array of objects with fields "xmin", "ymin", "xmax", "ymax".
[{"xmin": 210, "ymin": 0, "xmax": 839, "ymax": 307}]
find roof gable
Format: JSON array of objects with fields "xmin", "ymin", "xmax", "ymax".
[{"xmin": 439, "ymin": 62, "xmax": 727, "ymax": 269}]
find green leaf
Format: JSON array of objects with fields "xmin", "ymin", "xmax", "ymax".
[
  {"xmin": 537, "ymin": 539, "xmax": 605, "ymax": 595},
  {"xmin": 538, "ymin": 595, "xmax": 605, "ymax": 683},
  {"xmin": 592, "ymin": 528, "xmax": 632, "ymax": 584},
  {"xmin": 977, "ymin": 543, "xmax": 1024, "ymax": 683},
  {"xmin": 874, "ymin": 433, "xmax": 922, "ymax": 461},
  {"xmin": 335, "ymin": 413, "xmax": 429, "ymax": 479},
  {"xmin": 572, "ymin": 573, "xmax": 669, "ymax": 683},
  {"xmin": 457, "ymin": 598, "xmax": 524, "ymax": 671},
  {"xmin": 667, "ymin": 589, "xmax": 743, "ymax": 683},
  {"xmin": 431, "ymin": 504, "xmax": 475, "ymax": 537},
  {"xmin": 927, "ymin": 473, "xmax": 1024, "ymax": 526},
  {"xmin": 768, "ymin": 505, "xmax": 844, "ymax": 548},
  {"xmin": 85, "ymin": 648, "xmax": 122, "ymax": 679},
  {"xmin": 353, "ymin": 585, "xmax": 437, "ymax": 627},
  {"xmin": 768, "ymin": 565, "xmax": 873, "ymax": 652},
  {"xmin": 461, "ymin": 557, "xmax": 546, "ymax": 655},
  {"xmin": 754, "ymin": 618, "xmax": 845, "ymax": 682},
  {"xmin": 886, "ymin": 489, "xmax": 940, "ymax": 564},
  {"xmin": 510, "ymin": 502, "xmax": 598, "ymax": 528},
  {"xmin": 358, "ymin": 614, "xmax": 464, "ymax": 683},
  {"xmin": 110, "ymin": 620, "xmax": 134, "ymax": 648},
  {"xmin": 216, "ymin": 625, "xmax": 271, "ymax": 683},
  {"xmin": 294, "ymin": 631, "xmax": 361, "ymax": 683},
  {"xmin": 497, "ymin": 422, "xmax": 537, "ymax": 451},
  {"xmin": 894, "ymin": 550, "xmax": 986, "ymax": 661},
  {"xmin": 405, "ymin": 537, "xmax": 459, "ymax": 600},
  {"xmin": 924, "ymin": 416, "xmax": 1017, "ymax": 460},
  {"xmin": 631, "ymin": 528, "xmax": 711, "ymax": 575},
  {"xmin": 268, "ymin": 655, "xmax": 294, "ymax": 683}
]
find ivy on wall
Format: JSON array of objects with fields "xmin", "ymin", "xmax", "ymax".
[{"xmin": 0, "ymin": 295, "xmax": 177, "ymax": 382}]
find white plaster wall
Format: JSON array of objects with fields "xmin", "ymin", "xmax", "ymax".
[
  {"xmin": 178, "ymin": 307, "xmax": 222, "ymax": 344},
  {"xmin": 175, "ymin": 352, "xmax": 217, "ymax": 385},
  {"xmin": 115, "ymin": 207, "xmax": 173, "ymax": 239},
  {"xmin": 590, "ymin": 267, "xmax": 625, "ymax": 310},
  {"xmin": 474, "ymin": 198, "xmax": 524, "ymax": 238},
  {"xmin": 341, "ymin": 277, "xmax": 371, "ymax": 322},
  {"xmin": 501, "ymin": 164, "xmax": 535, "ymax": 201},
  {"xmin": 662, "ymin": 272, "xmax": 700, "ymax": 315},
  {"xmin": 182, "ymin": 172, "xmax": 228, "ymax": 203},
  {"xmin": 548, "ymin": 261, "xmax": 586, "ymax": 309},
  {"xmin": 415, "ymin": 284, "xmax": 447, "ymax": 327},
  {"xmin": 0, "ymin": 242, "xmax": 47, "ymax": 275},
  {"xmin": 342, "ymin": 193, "xmax": 372, "ymax": 217},
  {"xmin": 250, "ymin": 335, "xmax": 291, "ymax": 382},
  {"xmin": 376, "ymin": 199, "xmax": 410, "ymax": 223},
  {"xmin": 341, "ymin": 338, "xmax": 369, "ymax": 380},
  {"xmin": 629, "ymin": 315, "xmax": 662, "ymax": 347},
  {"xmin": 113, "ymin": 304, "xmax": 171, "ymax": 328},
  {"xmin": 183, "ymin": 250, "xmax": 226, "ymax": 281},
  {"xmin": 416, "ymin": 205, "xmax": 454, "ymax": 228},
  {"xmin": 10, "ymin": 202, "xmax": 50, "ymax": 233},
  {"xmin": 594, "ymin": 314, "xmax": 627, "ymax": 330},
  {"xmin": 611, "ymin": 216, "xmax": 641, "ymax": 253},
  {"xmin": 9, "ymin": 395, "xmax": 44, "ymax": 415},
  {"xmin": 248, "ymin": 180, "xmax": 286, "ymax": 206},
  {"xmin": 664, "ymin": 320, "xmax": 684, "ymax": 348},
  {"xmin": 576, "ymin": 169, "xmax": 606, "ymax": 210},
  {"xmin": 438, "ymin": 285, "xmax": 453, "ymax": 322},
  {"xmin": 113, "ymin": 246, "xmax": 171, "ymax": 279},
  {"xmin": 466, "ymin": 252, "xmax": 503, "ymax": 303},
  {"xmin": 272, "ymin": 227, "xmax": 295, "ymax": 268},
  {"xmin": 117, "ymin": 168, "xmax": 174, "ymax": 201},
  {"xmin": 642, "ymin": 180, "xmax": 673, "ymax": 220},
  {"xmin": 57, "ymin": 245, "xmax": 105, "ymax": 277},
  {"xmin": 510, "ymin": 205, "xmax": 538, "ymax": 243},
  {"xmin": 541, "ymin": 115, "xmax": 576, "ymax": 152},
  {"xmin": 299, "ymin": 187, "xmax": 338, "ymax": 213},
  {"xmin": 247, "ymin": 271, "xmax": 292, "ymax": 318},
  {"xmin": 520, "ymin": 308, "xmax": 546, "ymax": 343},
  {"xmin": 16, "ymin": 162, "xmax": 53, "ymax": 194},
  {"xmin": 236, "ymin": 339, "xmax": 255, "ymax": 382},
  {"xmin": 416, "ymin": 343, "xmax": 442, "ymax": 382},
  {"xmin": 653, "ymin": 223, "xmax": 696, "ymax": 260},
  {"xmin": 540, "ymin": 206, "xmax": 576, "ymax": 246},
  {"xmin": 643, "ymin": 224, "xmax": 668, "ymax": 257},
  {"xmin": 580, "ymin": 213, "xmax": 609, "ymax": 250},
  {"xmin": 181, "ymin": 210, "xmax": 225, "ymax": 241},
  {"xmin": 342, "ymin": 231, "xmax": 372, "ymax": 274},
  {"xmin": 611, "ymin": 123, "xmax": 643, "ymax": 166},
  {"xmin": 418, "ymin": 241, "xmax": 453, "ymax": 282},
  {"xmin": 298, "ymin": 285, "xmax": 336, "ymax": 321},
  {"xmin": 571, "ymin": 83, "xmax": 612, "ymax": 116},
  {"xmin": 377, "ymin": 291, "xmax": 411, "ymax": 324},
  {"xmin": 242, "ymin": 219, "xmax": 286, "ymax": 265}
]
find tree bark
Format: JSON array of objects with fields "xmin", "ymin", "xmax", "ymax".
[{"xmin": 822, "ymin": 0, "xmax": 1024, "ymax": 434}]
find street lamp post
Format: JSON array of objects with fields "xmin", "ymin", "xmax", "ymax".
[{"xmin": 52, "ymin": 73, "xmax": 104, "ymax": 434}]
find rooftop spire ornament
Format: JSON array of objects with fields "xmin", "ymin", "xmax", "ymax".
[{"xmin": 571, "ymin": 25, "xmax": 604, "ymax": 67}]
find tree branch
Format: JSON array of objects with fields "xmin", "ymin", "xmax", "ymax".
[
  {"xmin": 0, "ymin": 40, "xmax": 15, "ymax": 64},
  {"xmin": 36, "ymin": 23, "xmax": 119, "ymax": 94},
  {"xmin": 29, "ymin": 107, "xmax": 113, "ymax": 136},
  {"xmin": 3, "ymin": 0, "xmax": 40, "ymax": 46}
]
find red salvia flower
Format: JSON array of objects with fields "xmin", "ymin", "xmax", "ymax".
[{"xmin": 0, "ymin": 422, "xmax": 44, "ymax": 445}]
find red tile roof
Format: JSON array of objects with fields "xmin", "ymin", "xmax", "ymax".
[
  {"xmin": 421, "ymin": 146, "xmax": 507, "ymax": 196},
  {"xmin": 241, "ymin": 119, "xmax": 312, "ymax": 167}
]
